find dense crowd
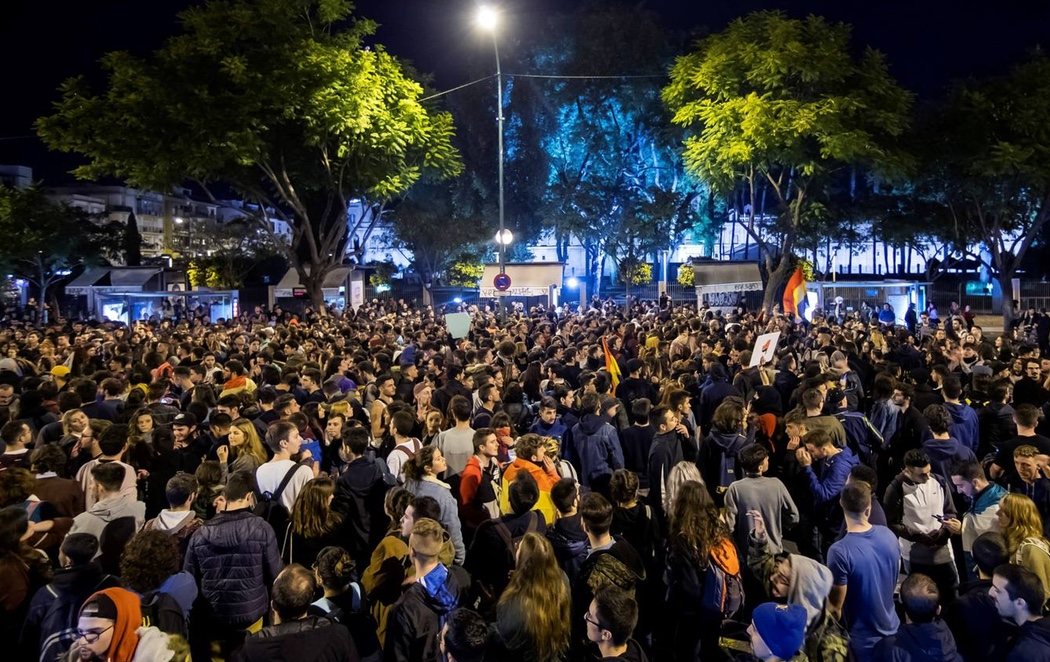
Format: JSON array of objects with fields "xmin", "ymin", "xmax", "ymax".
[{"xmin": 4, "ymin": 297, "xmax": 1050, "ymax": 661}]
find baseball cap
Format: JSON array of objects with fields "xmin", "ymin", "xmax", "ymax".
[
  {"xmin": 752, "ymin": 603, "xmax": 807, "ymax": 661},
  {"xmin": 50, "ymin": 365, "xmax": 71, "ymax": 378},
  {"xmin": 172, "ymin": 412, "xmax": 197, "ymax": 427}
]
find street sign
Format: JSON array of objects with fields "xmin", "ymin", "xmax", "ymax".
[{"xmin": 493, "ymin": 273, "xmax": 512, "ymax": 291}]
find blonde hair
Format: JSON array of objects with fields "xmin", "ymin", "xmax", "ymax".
[
  {"xmin": 230, "ymin": 418, "xmax": 267, "ymax": 465},
  {"xmin": 664, "ymin": 461, "xmax": 703, "ymax": 514},
  {"xmin": 1000, "ymin": 492, "xmax": 1048, "ymax": 555},
  {"xmin": 498, "ymin": 533, "xmax": 570, "ymax": 661}
]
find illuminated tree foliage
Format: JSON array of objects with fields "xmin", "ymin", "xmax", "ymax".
[
  {"xmin": 663, "ymin": 11, "xmax": 912, "ymax": 309},
  {"xmin": 37, "ymin": 0, "xmax": 460, "ymax": 314},
  {"xmin": 527, "ymin": 5, "xmax": 707, "ymax": 294}
]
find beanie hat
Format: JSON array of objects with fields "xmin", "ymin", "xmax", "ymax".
[{"xmin": 752, "ymin": 602, "xmax": 807, "ymax": 661}]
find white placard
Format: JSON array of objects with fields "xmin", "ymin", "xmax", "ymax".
[{"xmin": 749, "ymin": 331, "xmax": 781, "ymax": 367}]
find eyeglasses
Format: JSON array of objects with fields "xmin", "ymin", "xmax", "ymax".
[
  {"xmin": 76, "ymin": 625, "xmax": 113, "ymax": 643},
  {"xmin": 583, "ymin": 612, "xmax": 607, "ymax": 630}
]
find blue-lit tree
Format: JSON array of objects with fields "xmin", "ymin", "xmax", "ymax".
[{"xmin": 517, "ymin": 5, "xmax": 711, "ymax": 295}]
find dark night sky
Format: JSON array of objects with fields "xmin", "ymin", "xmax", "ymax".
[{"xmin": 3, "ymin": 0, "xmax": 1049, "ymax": 183}]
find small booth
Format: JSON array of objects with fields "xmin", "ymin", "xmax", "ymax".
[
  {"xmin": 692, "ymin": 261, "xmax": 764, "ymax": 310},
  {"xmin": 65, "ymin": 267, "xmax": 237, "ymax": 323},
  {"xmin": 479, "ymin": 263, "xmax": 564, "ymax": 308},
  {"xmin": 810, "ymin": 280, "xmax": 928, "ymax": 325},
  {"xmin": 272, "ymin": 266, "xmax": 364, "ymax": 311}
]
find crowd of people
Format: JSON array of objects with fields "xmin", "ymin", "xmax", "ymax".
[{"xmin": 3, "ymin": 296, "xmax": 1050, "ymax": 661}]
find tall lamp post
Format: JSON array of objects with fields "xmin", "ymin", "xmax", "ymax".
[{"xmin": 476, "ymin": 5, "xmax": 506, "ymax": 277}]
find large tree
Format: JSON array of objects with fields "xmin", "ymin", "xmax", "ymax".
[
  {"xmin": 524, "ymin": 4, "xmax": 704, "ymax": 295},
  {"xmin": 663, "ymin": 11, "xmax": 912, "ymax": 309},
  {"xmin": 915, "ymin": 55, "xmax": 1050, "ymax": 326},
  {"xmin": 37, "ymin": 0, "xmax": 460, "ymax": 313},
  {"xmin": 0, "ymin": 186, "xmax": 120, "ymax": 322}
]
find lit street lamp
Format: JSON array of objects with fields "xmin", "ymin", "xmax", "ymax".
[{"xmin": 476, "ymin": 5, "xmax": 506, "ymax": 277}]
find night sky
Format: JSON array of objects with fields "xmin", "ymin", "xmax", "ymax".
[{"xmin": 3, "ymin": 0, "xmax": 1049, "ymax": 183}]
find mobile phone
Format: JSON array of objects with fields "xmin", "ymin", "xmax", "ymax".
[{"xmin": 933, "ymin": 514, "xmax": 944, "ymax": 522}]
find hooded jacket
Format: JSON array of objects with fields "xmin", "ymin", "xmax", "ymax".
[
  {"xmin": 571, "ymin": 414, "xmax": 624, "ymax": 488},
  {"xmin": 232, "ymin": 616, "xmax": 357, "ymax": 662},
  {"xmin": 961, "ymin": 482, "xmax": 1007, "ymax": 552},
  {"xmin": 873, "ymin": 620, "xmax": 963, "ymax": 662},
  {"xmin": 67, "ymin": 494, "xmax": 146, "ymax": 545},
  {"xmin": 334, "ymin": 455, "xmax": 392, "ymax": 564},
  {"xmin": 922, "ymin": 437, "xmax": 976, "ymax": 483},
  {"xmin": 20, "ymin": 564, "xmax": 121, "ymax": 661},
  {"xmin": 384, "ymin": 564, "xmax": 467, "ymax": 662},
  {"xmin": 547, "ymin": 513, "xmax": 589, "ymax": 583},
  {"xmin": 1007, "ymin": 616, "xmax": 1050, "ymax": 662},
  {"xmin": 143, "ymin": 510, "xmax": 203, "ymax": 564},
  {"xmin": 698, "ymin": 428, "xmax": 753, "ymax": 496},
  {"xmin": 183, "ymin": 508, "xmax": 283, "ymax": 627},
  {"xmin": 944, "ymin": 402, "xmax": 980, "ymax": 453},
  {"xmin": 646, "ymin": 431, "xmax": 683, "ymax": 515}
]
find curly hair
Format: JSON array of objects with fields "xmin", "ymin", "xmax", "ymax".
[
  {"xmin": 669, "ymin": 480, "xmax": 727, "ymax": 561},
  {"xmin": 497, "ymin": 532, "xmax": 570, "ymax": 661},
  {"xmin": 402, "ymin": 445, "xmax": 440, "ymax": 482},
  {"xmin": 1000, "ymin": 492, "xmax": 1048, "ymax": 556},
  {"xmin": 0, "ymin": 467, "xmax": 35, "ymax": 508},
  {"xmin": 120, "ymin": 529, "xmax": 180, "ymax": 593}
]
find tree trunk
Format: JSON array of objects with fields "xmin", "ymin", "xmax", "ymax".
[
  {"xmin": 303, "ymin": 266, "xmax": 327, "ymax": 317},
  {"xmin": 762, "ymin": 256, "xmax": 793, "ymax": 313},
  {"xmin": 999, "ymin": 273, "xmax": 1016, "ymax": 330}
]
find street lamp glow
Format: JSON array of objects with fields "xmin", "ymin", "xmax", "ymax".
[
  {"xmin": 174, "ymin": 216, "xmax": 184, "ymax": 224},
  {"xmin": 495, "ymin": 229, "xmax": 513, "ymax": 245},
  {"xmin": 475, "ymin": 5, "xmax": 499, "ymax": 32},
  {"xmin": 566, "ymin": 277, "xmax": 579, "ymax": 289}
]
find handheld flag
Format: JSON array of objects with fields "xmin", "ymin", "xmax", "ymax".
[
  {"xmin": 602, "ymin": 336, "xmax": 622, "ymax": 395},
  {"xmin": 782, "ymin": 267, "xmax": 808, "ymax": 320}
]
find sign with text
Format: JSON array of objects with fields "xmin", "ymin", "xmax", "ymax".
[
  {"xmin": 749, "ymin": 331, "xmax": 781, "ymax": 367},
  {"xmin": 480, "ymin": 286, "xmax": 550, "ymax": 298}
]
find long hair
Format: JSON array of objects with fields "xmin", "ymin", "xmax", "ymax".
[
  {"xmin": 663, "ymin": 461, "xmax": 704, "ymax": 514},
  {"xmin": 230, "ymin": 418, "xmax": 267, "ymax": 464},
  {"xmin": 291, "ymin": 477, "xmax": 341, "ymax": 538},
  {"xmin": 1000, "ymin": 493, "xmax": 1047, "ymax": 555},
  {"xmin": 669, "ymin": 480, "xmax": 726, "ymax": 561},
  {"xmin": 498, "ymin": 532, "xmax": 570, "ymax": 661}
]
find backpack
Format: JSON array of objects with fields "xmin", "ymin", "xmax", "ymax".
[
  {"xmin": 253, "ymin": 463, "xmax": 300, "ymax": 538},
  {"xmin": 669, "ymin": 537, "xmax": 744, "ymax": 619},
  {"xmin": 469, "ymin": 511, "xmax": 542, "ymax": 614}
]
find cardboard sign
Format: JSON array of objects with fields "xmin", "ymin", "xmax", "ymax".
[
  {"xmin": 445, "ymin": 312, "xmax": 471, "ymax": 339},
  {"xmin": 749, "ymin": 331, "xmax": 781, "ymax": 367}
]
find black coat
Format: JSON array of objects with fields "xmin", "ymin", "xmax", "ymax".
[
  {"xmin": 385, "ymin": 566, "xmax": 468, "ymax": 662},
  {"xmin": 334, "ymin": 455, "xmax": 392, "ymax": 566},
  {"xmin": 944, "ymin": 579, "xmax": 1010, "ymax": 662},
  {"xmin": 232, "ymin": 616, "xmax": 358, "ymax": 662}
]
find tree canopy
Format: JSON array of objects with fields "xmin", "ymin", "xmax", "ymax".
[
  {"xmin": 0, "ymin": 186, "xmax": 120, "ymax": 321},
  {"xmin": 663, "ymin": 11, "xmax": 912, "ymax": 308},
  {"xmin": 37, "ymin": 0, "xmax": 461, "ymax": 312}
]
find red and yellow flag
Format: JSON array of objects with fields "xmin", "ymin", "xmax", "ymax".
[
  {"xmin": 602, "ymin": 336, "xmax": 622, "ymax": 395},
  {"xmin": 782, "ymin": 267, "xmax": 808, "ymax": 318}
]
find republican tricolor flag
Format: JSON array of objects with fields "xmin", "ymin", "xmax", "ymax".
[
  {"xmin": 602, "ymin": 336, "xmax": 622, "ymax": 395},
  {"xmin": 782, "ymin": 267, "xmax": 808, "ymax": 320}
]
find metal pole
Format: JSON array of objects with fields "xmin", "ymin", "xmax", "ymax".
[{"xmin": 495, "ymin": 36, "xmax": 505, "ymax": 275}]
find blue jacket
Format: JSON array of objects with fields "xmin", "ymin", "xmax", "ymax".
[
  {"xmin": 945, "ymin": 403, "xmax": 980, "ymax": 453},
  {"xmin": 184, "ymin": 508, "xmax": 283, "ymax": 627},
  {"xmin": 571, "ymin": 413, "xmax": 625, "ymax": 487},
  {"xmin": 922, "ymin": 436, "xmax": 976, "ymax": 483},
  {"xmin": 529, "ymin": 417, "xmax": 568, "ymax": 442},
  {"xmin": 805, "ymin": 446, "xmax": 858, "ymax": 505}
]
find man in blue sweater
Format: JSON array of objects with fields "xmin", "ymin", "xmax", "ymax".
[
  {"xmin": 571, "ymin": 392, "xmax": 624, "ymax": 498},
  {"xmin": 942, "ymin": 377, "xmax": 979, "ymax": 453},
  {"xmin": 796, "ymin": 429, "xmax": 858, "ymax": 558}
]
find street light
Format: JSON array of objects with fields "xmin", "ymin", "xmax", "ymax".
[
  {"xmin": 476, "ymin": 5, "xmax": 506, "ymax": 278},
  {"xmin": 495, "ymin": 229, "xmax": 513, "ymax": 245}
]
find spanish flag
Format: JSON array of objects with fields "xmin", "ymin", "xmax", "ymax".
[
  {"xmin": 602, "ymin": 336, "xmax": 622, "ymax": 395},
  {"xmin": 782, "ymin": 267, "xmax": 808, "ymax": 319}
]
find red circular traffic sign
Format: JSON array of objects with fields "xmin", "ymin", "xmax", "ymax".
[{"xmin": 493, "ymin": 273, "xmax": 512, "ymax": 291}]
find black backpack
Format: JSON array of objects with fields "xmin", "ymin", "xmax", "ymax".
[{"xmin": 253, "ymin": 464, "xmax": 300, "ymax": 538}]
